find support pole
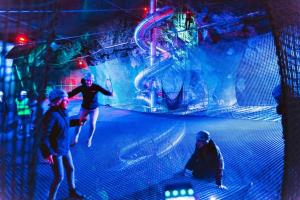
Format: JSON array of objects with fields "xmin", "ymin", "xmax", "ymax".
[{"xmin": 150, "ymin": 0, "xmax": 157, "ymax": 66}]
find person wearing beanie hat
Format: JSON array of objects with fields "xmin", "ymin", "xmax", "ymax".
[
  {"xmin": 196, "ymin": 130, "xmax": 210, "ymax": 144},
  {"xmin": 40, "ymin": 88, "xmax": 85, "ymax": 200},
  {"xmin": 183, "ymin": 130, "xmax": 227, "ymax": 189},
  {"xmin": 48, "ymin": 88, "xmax": 68, "ymax": 106},
  {"xmin": 68, "ymin": 72, "xmax": 113, "ymax": 148}
]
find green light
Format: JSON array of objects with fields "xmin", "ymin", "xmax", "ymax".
[
  {"xmin": 172, "ymin": 190, "xmax": 179, "ymax": 196},
  {"xmin": 180, "ymin": 189, "xmax": 186, "ymax": 196},
  {"xmin": 165, "ymin": 190, "xmax": 171, "ymax": 197},
  {"xmin": 187, "ymin": 189, "xmax": 194, "ymax": 195}
]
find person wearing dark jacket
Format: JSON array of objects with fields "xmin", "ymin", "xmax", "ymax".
[
  {"xmin": 183, "ymin": 130, "xmax": 227, "ymax": 189},
  {"xmin": 0, "ymin": 91, "xmax": 8, "ymax": 132},
  {"xmin": 68, "ymin": 73, "xmax": 113, "ymax": 147},
  {"xmin": 40, "ymin": 89, "xmax": 85, "ymax": 200}
]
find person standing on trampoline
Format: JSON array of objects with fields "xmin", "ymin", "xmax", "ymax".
[
  {"xmin": 40, "ymin": 89, "xmax": 85, "ymax": 200},
  {"xmin": 183, "ymin": 130, "xmax": 227, "ymax": 189},
  {"xmin": 68, "ymin": 73, "xmax": 113, "ymax": 147}
]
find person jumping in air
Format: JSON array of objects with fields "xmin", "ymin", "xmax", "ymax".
[{"xmin": 68, "ymin": 73, "xmax": 113, "ymax": 147}]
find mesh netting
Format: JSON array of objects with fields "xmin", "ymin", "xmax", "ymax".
[
  {"xmin": 0, "ymin": 1, "xmax": 59, "ymax": 199},
  {"xmin": 236, "ymin": 33, "xmax": 279, "ymax": 106},
  {"xmin": 267, "ymin": 0, "xmax": 300, "ymax": 198}
]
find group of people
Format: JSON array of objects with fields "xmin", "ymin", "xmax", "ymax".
[{"xmin": 39, "ymin": 72, "xmax": 226, "ymax": 200}]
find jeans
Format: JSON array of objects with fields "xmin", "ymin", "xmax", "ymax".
[{"xmin": 48, "ymin": 150, "xmax": 75, "ymax": 200}]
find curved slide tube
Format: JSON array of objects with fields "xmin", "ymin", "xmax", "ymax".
[
  {"xmin": 134, "ymin": 6, "xmax": 174, "ymax": 92},
  {"xmin": 134, "ymin": 6, "xmax": 174, "ymax": 52}
]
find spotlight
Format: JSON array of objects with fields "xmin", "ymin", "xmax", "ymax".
[
  {"xmin": 15, "ymin": 34, "xmax": 29, "ymax": 45},
  {"xmin": 75, "ymin": 57, "xmax": 88, "ymax": 69}
]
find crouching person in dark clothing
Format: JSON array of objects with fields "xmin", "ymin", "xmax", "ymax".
[
  {"xmin": 183, "ymin": 130, "xmax": 227, "ymax": 189},
  {"xmin": 40, "ymin": 89, "xmax": 85, "ymax": 200}
]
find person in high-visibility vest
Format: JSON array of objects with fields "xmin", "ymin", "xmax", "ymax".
[{"xmin": 15, "ymin": 90, "xmax": 31, "ymax": 138}]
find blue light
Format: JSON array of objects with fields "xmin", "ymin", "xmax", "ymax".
[
  {"xmin": 187, "ymin": 189, "xmax": 194, "ymax": 195},
  {"xmin": 172, "ymin": 190, "xmax": 179, "ymax": 196},
  {"xmin": 180, "ymin": 189, "xmax": 186, "ymax": 196},
  {"xmin": 165, "ymin": 190, "xmax": 171, "ymax": 197}
]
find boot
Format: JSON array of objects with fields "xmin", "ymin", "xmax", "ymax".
[{"xmin": 69, "ymin": 188, "xmax": 85, "ymax": 199}]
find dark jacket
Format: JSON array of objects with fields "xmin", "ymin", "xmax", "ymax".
[
  {"xmin": 185, "ymin": 140, "xmax": 224, "ymax": 186},
  {"xmin": 68, "ymin": 84, "xmax": 112, "ymax": 110},
  {"xmin": 0, "ymin": 98, "xmax": 8, "ymax": 114},
  {"xmin": 40, "ymin": 107, "xmax": 80, "ymax": 158}
]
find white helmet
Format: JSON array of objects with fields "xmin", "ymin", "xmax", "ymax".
[{"xmin": 20, "ymin": 90, "xmax": 27, "ymax": 96}]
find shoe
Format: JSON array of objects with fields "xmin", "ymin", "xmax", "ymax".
[{"xmin": 69, "ymin": 188, "xmax": 85, "ymax": 199}]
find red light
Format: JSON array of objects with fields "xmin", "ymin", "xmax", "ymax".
[
  {"xmin": 144, "ymin": 7, "xmax": 148, "ymax": 11},
  {"xmin": 76, "ymin": 57, "xmax": 87, "ymax": 69},
  {"xmin": 16, "ymin": 34, "xmax": 29, "ymax": 45}
]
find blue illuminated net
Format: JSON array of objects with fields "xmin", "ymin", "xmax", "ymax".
[{"xmin": 267, "ymin": 0, "xmax": 300, "ymax": 198}]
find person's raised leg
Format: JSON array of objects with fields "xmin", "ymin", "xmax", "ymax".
[
  {"xmin": 71, "ymin": 108, "xmax": 89, "ymax": 146},
  {"xmin": 87, "ymin": 107, "xmax": 99, "ymax": 147}
]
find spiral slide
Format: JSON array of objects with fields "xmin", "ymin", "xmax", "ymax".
[
  {"xmin": 134, "ymin": 6, "xmax": 174, "ymax": 91},
  {"xmin": 134, "ymin": 6, "xmax": 174, "ymax": 52}
]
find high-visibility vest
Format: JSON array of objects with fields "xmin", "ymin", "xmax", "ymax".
[{"xmin": 15, "ymin": 98, "xmax": 31, "ymax": 116}]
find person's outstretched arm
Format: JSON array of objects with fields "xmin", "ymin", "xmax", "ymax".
[
  {"xmin": 95, "ymin": 84, "xmax": 113, "ymax": 96},
  {"xmin": 215, "ymin": 145, "xmax": 227, "ymax": 189},
  {"xmin": 68, "ymin": 85, "xmax": 82, "ymax": 98}
]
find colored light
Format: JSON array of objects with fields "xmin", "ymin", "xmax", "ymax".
[
  {"xmin": 210, "ymin": 196, "xmax": 216, "ymax": 200},
  {"xmin": 187, "ymin": 189, "xmax": 194, "ymax": 195},
  {"xmin": 144, "ymin": 7, "xmax": 148, "ymax": 11},
  {"xmin": 172, "ymin": 190, "xmax": 179, "ymax": 196},
  {"xmin": 165, "ymin": 190, "xmax": 171, "ymax": 197},
  {"xmin": 180, "ymin": 189, "xmax": 186, "ymax": 196},
  {"xmin": 76, "ymin": 57, "xmax": 88, "ymax": 69},
  {"xmin": 16, "ymin": 34, "xmax": 29, "ymax": 44}
]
